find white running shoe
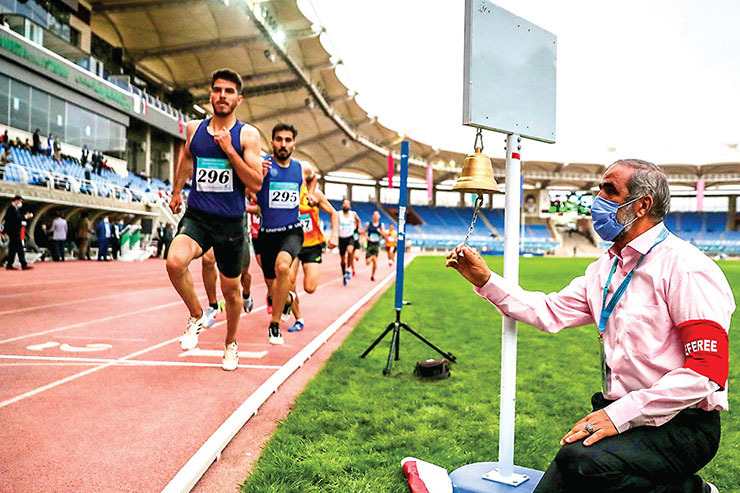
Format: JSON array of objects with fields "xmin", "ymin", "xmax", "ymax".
[
  {"xmin": 280, "ymin": 291, "xmax": 295, "ymax": 321},
  {"xmin": 180, "ymin": 311, "xmax": 207, "ymax": 350},
  {"xmin": 204, "ymin": 305, "xmax": 220, "ymax": 328},
  {"xmin": 269, "ymin": 323, "xmax": 284, "ymax": 345},
  {"xmin": 222, "ymin": 342, "xmax": 238, "ymax": 371},
  {"xmin": 243, "ymin": 294, "xmax": 254, "ymax": 313}
]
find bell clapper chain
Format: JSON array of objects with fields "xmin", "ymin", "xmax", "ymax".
[{"xmin": 459, "ymin": 193, "xmax": 485, "ymax": 256}]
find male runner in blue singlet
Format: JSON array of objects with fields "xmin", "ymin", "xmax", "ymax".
[
  {"xmin": 256, "ymin": 123, "xmax": 309, "ymax": 345},
  {"xmin": 167, "ymin": 69, "xmax": 263, "ymax": 371}
]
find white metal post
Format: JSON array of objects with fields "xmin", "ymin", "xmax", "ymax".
[{"xmin": 484, "ymin": 133, "xmax": 527, "ymax": 486}]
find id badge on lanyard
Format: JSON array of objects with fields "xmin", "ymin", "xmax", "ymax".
[{"xmin": 598, "ymin": 227, "xmax": 668, "ymax": 394}]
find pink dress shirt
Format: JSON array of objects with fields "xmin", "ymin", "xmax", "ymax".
[{"xmin": 474, "ymin": 222, "xmax": 735, "ymax": 432}]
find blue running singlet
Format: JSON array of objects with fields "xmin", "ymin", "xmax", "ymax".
[
  {"xmin": 187, "ymin": 118, "xmax": 247, "ymax": 218},
  {"xmin": 256, "ymin": 156, "xmax": 302, "ymax": 231}
]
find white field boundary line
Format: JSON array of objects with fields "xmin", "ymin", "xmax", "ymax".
[
  {"xmin": 161, "ymin": 265, "xmax": 401, "ymax": 493},
  {"xmin": 0, "ymin": 355, "xmax": 282, "ymax": 370},
  {"xmin": 0, "ymin": 261, "xmax": 377, "ymax": 406}
]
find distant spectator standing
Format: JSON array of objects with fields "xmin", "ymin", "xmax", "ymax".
[
  {"xmin": 81, "ymin": 145, "xmax": 89, "ymax": 165},
  {"xmin": 0, "ymin": 129, "xmax": 8, "ymax": 148},
  {"xmin": 0, "ymin": 146, "xmax": 12, "ymax": 180},
  {"xmin": 47, "ymin": 134, "xmax": 54, "ymax": 157},
  {"xmin": 50, "ymin": 213, "xmax": 68, "ymax": 261},
  {"xmin": 95, "ymin": 216, "xmax": 112, "ymax": 261},
  {"xmin": 77, "ymin": 213, "xmax": 93, "ymax": 260},
  {"xmin": 32, "ymin": 129, "xmax": 41, "ymax": 155},
  {"xmin": 111, "ymin": 218, "xmax": 125, "ymax": 260},
  {"xmin": 3, "ymin": 196, "xmax": 32, "ymax": 270}
]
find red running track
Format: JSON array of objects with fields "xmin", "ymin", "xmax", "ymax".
[{"xmin": 0, "ymin": 252, "xmax": 396, "ymax": 492}]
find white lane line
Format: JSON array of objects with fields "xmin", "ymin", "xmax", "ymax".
[
  {"xmin": 0, "ymin": 338, "xmax": 179, "ymax": 409},
  {"xmin": 179, "ymin": 349, "xmax": 268, "ymax": 359},
  {"xmin": 162, "ymin": 265, "xmax": 400, "ymax": 493},
  {"xmin": 0, "ymin": 355, "xmax": 281, "ymax": 370},
  {"xmin": 0, "ymin": 261, "xmax": 380, "ymax": 407},
  {"xmin": 0, "ymin": 286, "xmax": 171, "ymax": 316},
  {"xmin": 0, "ymin": 292, "xmax": 209, "ymax": 345},
  {"xmin": 58, "ymin": 336, "xmax": 149, "ymax": 342},
  {"xmin": 0, "ymin": 275, "xmax": 168, "ymax": 297}
]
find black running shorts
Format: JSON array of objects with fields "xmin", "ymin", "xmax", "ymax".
[
  {"xmin": 366, "ymin": 242, "xmax": 380, "ymax": 258},
  {"xmin": 338, "ymin": 236, "xmax": 355, "ymax": 256},
  {"xmin": 258, "ymin": 223, "xmax": 304, "ymax": 279},
  {"xmin": 176, "ymin": 207, "xmax": 246, "ymax": 279},
  {"xmin": 298, "ymin": 242, "xmax": 324, "ymax": 264}
]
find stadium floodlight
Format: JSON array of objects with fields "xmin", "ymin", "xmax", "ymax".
[{"xmin": 449, "ymin": 1, "xmax": 557, "ymax": 491}]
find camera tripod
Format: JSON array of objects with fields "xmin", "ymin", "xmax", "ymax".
[{"xmin": 360, "ymin": 308, "xmax": 457, "ymax": 375}]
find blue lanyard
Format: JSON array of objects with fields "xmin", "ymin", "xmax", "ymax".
[{"xmin": 598, "ymin": 227, "xmax": 669, "ymax": 333}]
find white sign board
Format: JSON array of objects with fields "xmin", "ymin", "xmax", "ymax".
[{"xmin": 463, "ymin": 0, "xmax": 557, "ymax": 143}]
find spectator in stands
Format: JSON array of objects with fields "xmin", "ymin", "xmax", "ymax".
[
  {"xmin": 47, "ymin": 134, "xmax": 54, "ymax": 157},
  {"xmin": 53, "ymin": 136, "xmax": 62, "ymax": 162},
  {"xmin": 95, "ymin": 216, "xmax": 112, "ymax": 261},
  {"xmin": 81, "ymin": 145, "xmax": 89, "ymax": 166},
  {"xmin": 0, "ymin": 129, "xmax": 8, "ymax": 148},
  {"xmin": 0, "ymin": 146, "xmax": 12, "ymax": 180},
  {"xmin": 32, "ymin": 129, "xmax": 41, "ymax": 155},
  {"xmin": 50, "ymin": 212, "xmax": 68, "ymax": 261},
  {"xmin": 447, "ymin": 159, "xmax": 733, "ymax": 492},
  {"xmin": 21, "ymin": 138, "xmax": 31, "ymax": 152},
  {"xmin": 76, "ymin": 213, "xmax": 93, "ymax": 260},
  {"xmin": 3, "ymin": 195, "xmax": 32, "ymax": 270},
  {"xmin": 83, "ymin": 161, "xmax": 94, "ymax": 194}
]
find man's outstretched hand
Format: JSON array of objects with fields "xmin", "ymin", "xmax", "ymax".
[{"xmin": 445, "ymin": 245, "xmax": 491, "ymax": 288}]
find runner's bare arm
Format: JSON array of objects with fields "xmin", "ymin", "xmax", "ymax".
[
  {"xmin": 170, "ymin": 121, "xmax": 199, "ymax": 214},
  {"xmin": 235, "ymin": 124, "xmax": 264, "ymax": 193},
  {"xmin": 355, "ymin": 212, "xmax": 364, "ymax": 234},
  {"xmin": 316, "ymin": 189, "xmax": 339, "ymax": 248}
]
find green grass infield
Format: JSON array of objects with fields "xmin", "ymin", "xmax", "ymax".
[{"xmin": 242, "ymin": 256, "xmax": 740, "ymax": 492}]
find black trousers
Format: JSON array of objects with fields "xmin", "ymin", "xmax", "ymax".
[
  {"xmin": 534, "ymin": 393, "xmax": 720, "ymax": 493},
  {"xmin": 5, "ymin": 235, "xmax": 27, "ymax": 268}
]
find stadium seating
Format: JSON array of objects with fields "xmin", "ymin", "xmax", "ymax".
[
  {"xmin": 601, "ymin": 211, "xmax": 740, "ymax": 254},
  {"xmin": 2, "ymin": 145, "xmax": 171, "ymax": 203}
]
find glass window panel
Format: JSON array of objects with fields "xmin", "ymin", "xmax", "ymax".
[
  {"xmin": 9, "ymin": 79, "xmax": 31, "ymax": 131},
  {"xmin": 49, "ymin": 96, "xmax": 65, "ymax": 139},
  {"xmin": 0, "ymin": 74, "xmax": 9, "ymax": 126},
  {"xmin": 96, "ymin": 115, "xmax": 110, "ymax": 152},
  {"xmin": 30, "ymin": 87, "xmax": 49, "ymax": 136},
  {"xmin": 66, "ymin": 103, "xmax": 87, "ymax": 147}
]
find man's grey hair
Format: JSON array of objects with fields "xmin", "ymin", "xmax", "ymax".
[{"xmin": 609, "ymin": 159, "xmax": 670, "ymax": 222}]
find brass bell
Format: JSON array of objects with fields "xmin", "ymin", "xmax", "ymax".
[{"xmin": 452, "ymin": 146, "xmax": 500, "ymax": 193}]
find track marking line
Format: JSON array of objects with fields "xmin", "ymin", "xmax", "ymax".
[
  {"xmin": 0, "ymin": 337, "xmax": 178, "ymax": 409},
  {"xmin": 0, "ymin": 286, "xmax": 171, "ymax": 316},
  {"xmin": 179, "ymin": 349, "xmax": 267, "ymax": 359},
  {"xmin": 162, "ymin": 264, "xmax": 400, "ymax": 493},
  {"xmin": 0, "ymin": 292, "xmax": 210, "ymax": 345},
  {"xmin": 0, "ymin": 261, "xmax": 383, "ymax": 407},
  {"xmin": 0, "ymin": 355, "xmax": 281, "ymax": 369}
]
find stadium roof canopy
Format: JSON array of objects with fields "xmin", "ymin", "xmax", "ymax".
[{"xmin": 89, "ymin": 0, "xmax": 740, "ymax": 190}]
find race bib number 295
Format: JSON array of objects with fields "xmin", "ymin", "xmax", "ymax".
[
  {"xmin": 196, "ymin": 157, "xmax": 233, "ymax": 193},
  {"xmin": 269, "ymin": 182, "xmax": 299, "ymax": 209}
]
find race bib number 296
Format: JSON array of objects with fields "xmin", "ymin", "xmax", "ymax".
[{"xmin": 196, "ymin": 157, "xmax": 233, "ymax": 193}]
